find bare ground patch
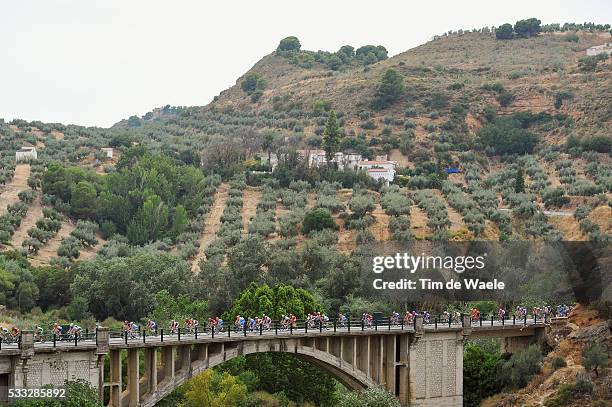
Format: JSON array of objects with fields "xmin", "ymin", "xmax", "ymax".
[
  {"xmin": 410, "ymin": 205, "xmax": 429, "ymax": 239},
  {"xmin": 9, "ymin": 193, "xmax": 43, "ymax": 249},
  {"xmin": 430, "ymin": 189, "xmax": 466, "ymax": 233},
  {"xmin": 191, "ymin": 183, "xmax": 228, "ymax": 272},
  {"xmin": 370, "ymin": 204, "xmax": 390, "ymax": 242},
  {"xmin": 241, "ymin": 187, "xmax": 262, "ymax": 236},
  {"xmin": 0, "ymin": 164, "xmax": 30, "ymax": 215},
  {"xmin": 29, "ymin": 220, "xmax": 75, "ymax": 267},
  {"xmin": 269, "ymin": 201, "xmax": 290, "ymax": 241},
  {"xmin": 547, "ymin": 215, "xmax": 586, "ymax": 241}
]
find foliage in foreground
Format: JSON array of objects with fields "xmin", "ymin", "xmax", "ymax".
[
  {"xmin": 13, "ymin": 380, "xmax": 102, "ymax": 407},
  {"xmin": 336, "ymin": 386, "xmax": 400, "ymax": 407}
]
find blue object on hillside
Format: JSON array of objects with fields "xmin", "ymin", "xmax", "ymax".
[{"xmin": 445, "ymin": 167, "xmax": 462, "ymax": 174}]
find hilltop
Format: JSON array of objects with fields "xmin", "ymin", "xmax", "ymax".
[{"xmin": 204, "ymin": 30, "xmax": 611, "ymax": 140}]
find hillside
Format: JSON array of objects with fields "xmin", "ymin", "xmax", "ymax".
[
  {"xmin": 1, "ymin": 27, "xmax": 611, "ymax": 269},
  {"xmin": 205, "ymin": 30, "xmax": 611, "ymax": 141}
]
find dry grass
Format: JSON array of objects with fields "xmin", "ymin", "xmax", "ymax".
[
  {"xmin": 0, "ymin": 164, "xmax": 30, "ymax": 215},
  {"xmin": 191, "ymin": 183, "xmax": 228, "ymax": 272},
  {"xmin": 241, "ymin": 187, "xmax": 262, "ymax": 236}
]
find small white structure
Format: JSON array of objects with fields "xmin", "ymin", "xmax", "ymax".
[
  {"xmin": 586, "ymin": 43, "xmax": 612, "ymax": 56},
  {"xmin": 358, "ymin": 160, "xmax": 398, "ymax": 185},
  {"xmin": 15, "ymin": 146, "xmax": 37, "ymax": 162},
  {"xmin": 296, "ymin": 150, "xmax": 363, "ymax": 170},
  {"xmin": 101, "ymin": 147, "xmax": 114, "ymax": 159}
]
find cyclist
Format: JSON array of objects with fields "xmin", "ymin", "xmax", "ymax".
[
  {"xmin": 146, "ymin": 319, "xmax": 157, "ymax": 334},
  {"xmin": 338, "ymin": 313, "xmax": 348, "ymax": 328},
  {"xmin": 321, "ymin": 313, "xmax": 329, "ymax": 330},
  {"xmin": 169, "ymin": 320, "xmax": 179, "ymax": 334},
  {"xmin": 281, "ymin": 315, "xmax": 290, "ymax": 330},
  {"xmin": 129, "ymin": 322, "xmax": 138, "ymax": 337},
  {"xmin": 391, "ymin": 311, "xmax": 400, "ymax": 325},
  {"xmin": 34, "ymin": 326, "xmax": 44, "ymax": 342},
  {"xmin": 11, "ymin": 326, "xmax": 21, "ymax": 340},
  {"xmin": 217, "ymin": 317, "xmax": 224, "ymax": 332},
  {"xmin": 0, "ymin": 327, "xmax": 8, "ymax": 343},
  {"xmin": 262, "ymin": 314, "xmax": 272, "ymax": 330},
  {"xmin": 185, "ymin": 318, "xmax": 194, "ymax": 333}
]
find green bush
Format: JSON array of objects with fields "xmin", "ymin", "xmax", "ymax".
[
  {"xmin": 497, "ymin": 344, "xmax": 543, "ymax": 389},
  {"xmin": 514, "ymin": 18, "xmax": 541, "ymax": 38},
  {"xmin": 336, "ymin": 386, "xmax": 400, "ymax": 407},
  {"xmin": 464, "ymin": 342, "xmax": 503, "ymax": 407},
  {"xmin": 276, "ymin": 36, "xmax": 301, "ymax": 53},
  {"xmin": 563, "ymin": 32, "xmax": 579, "ymax": 42},
  {"xmin": 496, "ymin": 23, "xmax": 514, "ymax": 40},
  {"xmin": 545, "ymin": 373, "xmax": 593, "ymax": 407},
  {"xmin": 478, "ymin": 117, "xmax": 538, "ymax": 155},
  {"xmin": 582, "ymin": 341, "xmax": 608, "ymax": 377},
  {"xmin": 372, "ymin": 68, "xmax": 405, "ymax": 110},
  {"xmin": 551, "ymin": 356, "xmax": 567, "ymax": 370},
  {"xmin": 302, "ymin": 208, "xmax": 336, "ymax": 235}
]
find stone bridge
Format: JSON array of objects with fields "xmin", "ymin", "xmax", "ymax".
[{"xmin": 0, "ymin": 316, "xmax": 553, "ymax": 407}]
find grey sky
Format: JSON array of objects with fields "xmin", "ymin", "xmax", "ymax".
[{"xmin": 1, "ymin": 0, "xmax": 610, "ymax": 128}]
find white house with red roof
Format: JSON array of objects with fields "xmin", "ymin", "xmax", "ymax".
[{"xmin": 357, "ymin": 159, "xmax": 397, "ymax": 185}]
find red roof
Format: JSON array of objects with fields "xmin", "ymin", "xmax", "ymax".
[{"xmin": 359, "ymin": 160, "xmax": 395, "ymax": 165}]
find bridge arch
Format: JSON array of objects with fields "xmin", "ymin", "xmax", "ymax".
[{"xmin": 139, "ymin": 340, "xmax": 374, "ymax": 407}]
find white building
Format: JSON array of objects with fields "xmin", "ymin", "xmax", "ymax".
[
  {"xmin": 357, "ymin": 160, "xmax": 397, "ymax": 185},
  {"xmin": 586, "ymin": 43, "xmax": 612, "ymax": 56},
  {"xmin": 296, "ymin": 150, "xmax": 363, "ymax": 170},
  {"xmin": 15, "ymin": 146, "xmax": 37, "ymax": 162},
  {"xmin": 101, "ymin": 147, "xmax": 114, "ymax": 159}
]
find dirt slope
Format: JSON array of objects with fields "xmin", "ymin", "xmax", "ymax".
[
  {"xmin": 0, "ymin": 164, "xmax": 30, "ymax": 215},
  {"xmin": 191, "ymin": 183, "xmax": 228, "ymax": 272}
]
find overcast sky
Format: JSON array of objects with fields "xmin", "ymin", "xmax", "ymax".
[{"xmin": 1, "ymin": 1, "xmax": 610, "ymax": 128}]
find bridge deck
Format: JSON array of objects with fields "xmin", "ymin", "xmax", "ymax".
[{"xmin": 0, "ymin": 320, "xmax": 547, "ymax": 353}]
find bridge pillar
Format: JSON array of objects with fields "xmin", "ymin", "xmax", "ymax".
[
  {"xmin": 162, "ymin": 346, "xmax": 174, "ymax": 382},
  {"xmin": 96, "ymin": 327, "xmax": 109, "ymax": 401},
  {"xmin": 397, "ymin": 334, "xmax": 411, "ymax": 406},
  {"xmin": 143, "ymin": 348, "xmax": 157, "ymax": 395},
  {"xmin": 127, "ymin": 348, "xmax": 139, "ymax": 407},
  {"xmin": 384, "ymin": 335, "xmax": 396, "ymax": 395},
  {"xmin": 108, "ymin": 349, "xmax": 122, "ymax": 407}
]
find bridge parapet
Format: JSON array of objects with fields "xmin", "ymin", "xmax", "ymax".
[{"xmin": 0, "ymin": 317, "xmax": 550, "ymax": 407}]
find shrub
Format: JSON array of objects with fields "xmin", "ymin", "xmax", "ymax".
[
  {"xmin": 496, "ymin": 91, "xmax": 515, "ymax": 107},
  {"xmin": 276, "ymin": 36, "xmax": 301, "ymax": 53},
  {"xmin": 371, "ymin": 69, "xmax": 405, "ymax": 110},
  {"xmin": 348, "ymin": 193, "xmax": 375, "ymax": 218},
  {"xmin": 563, "ymin": 32, "xmax": 579, "ymax": 42},
  {"xmin": 478, "ymin": 117, "xmax": 539, "ymax": 155},
  {"xmin": 514, "ymin": 18, "xmax": 541, "ymax": 38},
  {"xmin": 578, "ymin": 54, "xmax": 608, "ymax": 72},
  {"xmin": 497, "ymin": 344, "xmax": 543, "ymax": 389},
  {"xmin": 551, "ymin": 356, "xmax": 567, "ymax": 370},
  {"xmin": 542, "ymin": 187, "xmax": 569, "ymax": 208},
  {"xmin": 582, "ymin": 341, "xmax": 608, "ymax": 377},
  {"xmin": 241, "ymin": 73, "xmax": 266, "ymax": 95},
  {"xmin": 545, "ymin": 373, "xmax": 593, "ymax": 407},
  {"xmin": 302, "ymin": 208, "xmax": 336, "ymax": 235},
  {"xmin": 496, "ymin": 23, "xmax": 514, "ymax": 40},
  {"xmin": 57, "ymin": 236, "xmax": 83, "ymax": 259}
]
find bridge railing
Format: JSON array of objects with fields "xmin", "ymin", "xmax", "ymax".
[
  {"xmin": 0, "ymin": 329, "xmax": 96, "ymax": 350},
  {"xmin": 102, "ymin": 316, "xmax": 422, "ymax": 345},
  {"xmin": 0, "ymin": 313, "xmax": 555, "ymax": 351}
]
